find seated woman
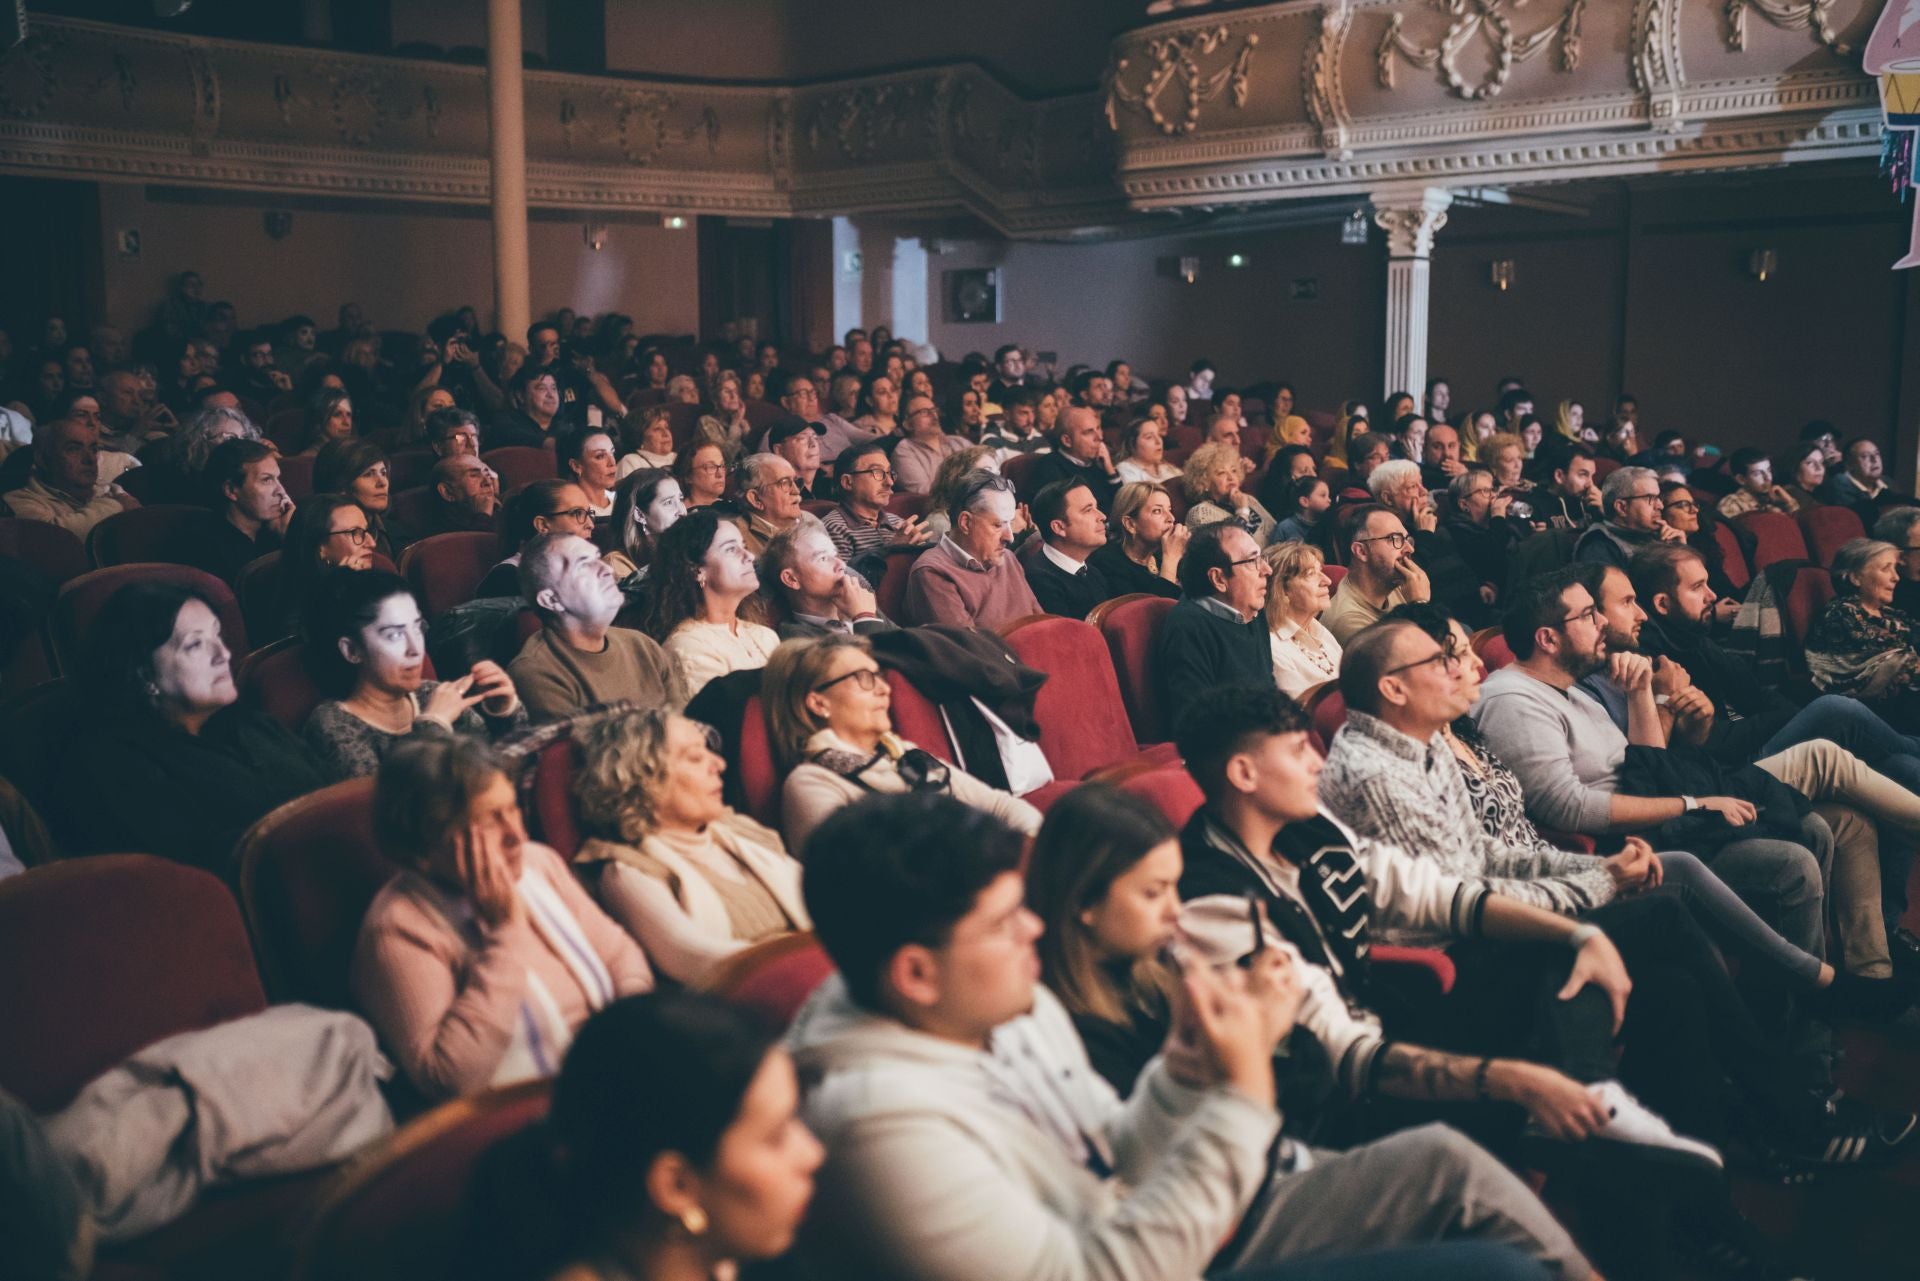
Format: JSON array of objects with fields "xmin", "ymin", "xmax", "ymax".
[
  {"xmin": 852, "ymin": 373, "xmax": 900, "ymax": 437},
  {"xmin": 315, "ymin": 436, "xmax": 407, "ymax": 561},
  {"xmin": 764, "ymin": 634, "xmax": 1040, "ymax": 851},
  {"xmin": 604, "ymin": 467, "xmax": 686, "ymax": 585},
  {"xmin": 458, "ymin": 991, "xmax": 822, "ymax": 1281},
  {"xmin": 640, "ymin": 508, "xmax": 780, "ymax": 698},
  {"xmin": 298, "ymin": 387, "xmax": 356, "ymax": 456},
  {"xmin": 1261, "ymin": 540, "xmax": 1341, "ymax": 699},
  {"xmin": 1808, "ymin": 538, "xmax": 1920, "ymax": 733},
  {"xmin": 615, "ymin": 404, "xmax": 677, "ymax": 477},
  {"xmin": 302, "ymin": 568, "xmax": 525, "ymax": 781},
  {"xmin": 1658, "ymin": 483, "xmax": 1743, "ymax": 623},
  {"xmin": 571, "ymin": 707, "xmax": 808, "ymax": 985},
  {"xmin": 1782, "ymin": 442, "xmax": 1829, "ymax": 511},
  {"xmin": 674, "ymin": 437, "xmax": 731, "ymax": 512},
  {"xmin": 353, "ymin": 736, "xmax": 652, "ymax": 1101},
  {"xmin": 1024, "ymin": 782, "xmax": 1183, "ymax": 1096},
  {"xmin": 59, "ymin": 581, "xmax": 327, "ymax": 871},
  {"xmin": 1182, "ymin": 441, "xmax": 1276, "ymax": 544},
  {"xmin": 1087, "ymin": 481, "xmax": 1184, "ymax": 600},
  {"xmin": 1114, "ymin": 417, "xmax": 1182, "ymax": 485},
  {"xmin": 1481, "ymin": 432, "xmax": 1534, "ymax": 497},
  {"xmin": 1260, "ymin": 412, "xmax": 1314, "ymax": 463}
]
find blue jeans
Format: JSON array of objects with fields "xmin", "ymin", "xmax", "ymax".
[
  {"xmin": 1757, "ymin": 693, "xmax": 1920, "ymax": 922},
  {"xmin": 1656, "ymin": 849, "xmax": 1824, "ymax": 986}
]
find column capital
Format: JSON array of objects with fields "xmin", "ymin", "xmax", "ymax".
[{"xmin": 1370, "ymin": 186, "xmax": 1453, "ymax": 259}]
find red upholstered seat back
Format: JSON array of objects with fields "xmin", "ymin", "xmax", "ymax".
[
  {"xmin": 292, "ymin": 1080, "xmax": 552, "ymax": 1281},
  {"xmin": 0, "ymin": 517, "xmax": 87, "ymax": 585},
  {"xmin": 886, "ymin": 491, "xmax": 931, "ymax": 521},
  {"xmin": 388, "ymin": 449, "xmax": 437, "ymax": 491},
  {"xmin": 479, "ymin": 447, "xmax": 554, "ymax": 494},
  {"xmin": 873, "ymin": 548, "xmax": 917, "ymax": 622},
  {"xmin": 1119, "ymin": 765, "xmax": 1205, "ymax": 829},
  {"xmin": 85, "ymin": 503, "xmax": 231, "ymax": 571},
  {"xmin": 1306, "ymin": 683, "xmax": 1347, "ymax": 752},
  {"xmin": 712, "ymin": 934, "xmax": 836, "ymax": 1029},
  {"xmin": 239, "ymin": 636, "xmax": 326, "ymax": 732},
  {"xmin": 1323, "ymin": 563, "xmax": 1347, "ymax": 590},
  {"xmin": 389, "ymin": 486, "xmax": 440, "ymax": 537},
  {"xmin": 1001, "ymin": 452, "xmax": 1044, "ymax": 505},
  {"xmin": 1003, "ymin": 615, "xmax": 1142, "ymax": 779},
  {"xmin": 1736, "ymin": 510, "xmax": 1809, "ymax": 571},
  {"xmin": 0, "ymin": 855, "xmax": 267, "ymax": 1111},
  {"xmin": 235, "ymin": 550, "xmax": 290, "ymax": 645},
  {"xmin": 399, "ymin": 531, "xmax": 504, "ymax": 621},
  {"xmin": 529, "ymin": 737, "xmax": 584, "ymax": 859},
  {"xmin": 1098, "ymin": 593, "xmax": 1176, "ymax": 745},
  {"xmin": 665, "ymin": 403, "xmax": 704, "ymax": 449},
  {"xmin": 1799, "ymin": 504, "xmax": 1865, "ymax": 568},
  {"xmin": 278, "ymin": 452, "xmax": 317, "ymax": 502},
  {"xmin": 1713, "ymin": 522, "xmax": 1752, "ymax": 592},
  {"xmin": 50, "ymin": 563, "xmax": 247, "ymax": 676},
  {"xmin": 883, "ymin": 668, "xmax": 955, "ymax": 762},
  {"xmin": 1782, "ymin": 566, "xmax": 1835, "ymax": 672},
  {"xmin": 265, "ymin": 407, "xmax": 307, "ymax": 453},
  {"xmin": 236, "ymin": 778, "xmax": 398, "ymax": 1008},
  {"xmin": 1472, "ymin": 629, "xmax": 1516, "ymax": 672},
  {"xmin": 738, "ymin": 692, "xmax": 782, "ymax": 829}
]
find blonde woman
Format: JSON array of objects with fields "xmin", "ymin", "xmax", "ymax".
[
  {"xmin": 1262, "ymin": 540, "xmax": 1342, "ymax": 697},
  {"xmin": 1182, "ymin": 441, "xmax": 1276, "ymax": 543},
  {"xmin": 1323, "ymin": 398, "xmax": 1369, "ymax": 470},
  {"xmin": 1089, "ymin": 482, "xmax": 1185, "ymax": 599},
  {"xmin": 1482, "ymin": 432, "xmax": 1535, "ymax": 495},
  {"xmin": 1115, "ymin": 417, "xmax": 1182, "ymax": 485},
  {"xmin": 1260, "ymin": 413, "xmax": 1313, "ymax": 464},
  {"xmin": 570, "ymin": 707, "xmax": 808, "ymax": 986},
  {"xmin": 764, "ymin": 635, "xmax": 1039, "ymax": 851}
]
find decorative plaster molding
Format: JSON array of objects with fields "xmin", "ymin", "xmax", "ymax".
[
  {"xmin": 1376, "ymin": 0, "xmax": 1586, "ymax": 101},
  {"xmin": 1104, "ymin": 25, "xmax": 1260, "ymax": 135},
  {"xmin": 1371, "ymin": 185, "xmax": 1451, "ymax": 255},
  {"xmin": 1631, "ymin": 0, "xmax": 1687, "ymax": 132},
  {"xmin": 1725, "ymin": 0, "xmax": 1852, "ymax": 57},
  {"xmin": 1303, "ymin": 1, "xmax": 1353, "ymax": 156}
]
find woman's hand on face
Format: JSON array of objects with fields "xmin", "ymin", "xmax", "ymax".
[
  {"xmin": 457, "ymin": 820, "xmax": 520, "ymax": 929},
  {"xmin": 1161, "ymin": 522, "xmax": 1191, "ymax": 560}
]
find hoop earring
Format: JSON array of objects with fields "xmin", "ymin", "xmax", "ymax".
[{"xmin": 680, "ymin": 1206, "xmax": 708, "ymax": 1236}]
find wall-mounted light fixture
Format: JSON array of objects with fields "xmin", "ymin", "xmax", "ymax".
[
  {"xmin": 1748, "ymin": 248, "xmax": 1777, "ymax": 282},
  {"xmin": 1490, "ymin": 259, "xmax": 1516, "ymax": 292},
  {"xmin": 663, "ymin": 215, "xmax": 688, "ymax": 230},
  {"xmin": 1341, "ymin": 208, "xmax": 1369, "ymax": 245},
  {"xmin": 583, "ymin": 222, "xmax": 608, "ymax": 251},
  {"xmin": 1179, "ymin": 255, "xmax": 1200, "ymax": 285},
  {"xmin": 1227, "ymin": 252, "xmax": 1248, "ymax": 268}
]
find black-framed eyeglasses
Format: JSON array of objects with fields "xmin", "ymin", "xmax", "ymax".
[
  {"xmin": 1558, "ymin": 604, "xmax": 1601, "ymax": 629},
  {"xmin": 1385, "ymin": 643, "xmax": 1462, "ymax": 677},
  {"xmin": 1228, "ymin": 552, "xmax": 1265, "ymax": 570},
  {"xmin": 814, "ymin": 667, "xmax": 885, "ymax": 695},
  {"xmin": 327, "ymin": 526, "xmax": 373, "ymax": 545},
  {"xmin": 1356, "ymin": 531, "xmax": 1410, "ymax": 549},
  {"xmin": 755, "ymin": 476, "xmax": 801, "ymax": 494},
  {"xmin": 849, "ymin": 466, "xmax": 895, "ymax": 482},
  {"xmin": 1663, "ymin": 500, "xmax": 1699, "ymax": 514},
  {"xmin": 546, "ymin": 506, "xmax": 592, "ymax": 523},
  {"xmin": 1624, "ymin": 492, "xmax": 1663, "ymax": 506}
]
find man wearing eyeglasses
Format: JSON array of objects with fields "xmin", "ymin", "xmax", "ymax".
[
  {"xmin": 1573, "ymin": 466, "xmax": 1684, "ymax": 571},
  {"xmin": 1322, "ymin": 504, "xmax": 1432, "ymax": 645},
  {"xmin": 821, "ymin": 441, "xmax": 933, "ymax": 572},
  {"xmin": 1152, "ymin": 522, "xmax": 1276, "ymax": 713},
  {"xmin": 736, "ymin": 452, "xmax": 804, "ymax": 556}
]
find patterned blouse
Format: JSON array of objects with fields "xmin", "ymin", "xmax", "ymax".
[
  {"xmin": 1805, "ymin": 598, "xmax": 1920, "ymax": 706},
  {"xmin": 1447, "ymin": 718, "xmax": 1616, "ymax": 911}
]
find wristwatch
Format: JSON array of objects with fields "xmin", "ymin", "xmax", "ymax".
[{"xmin": 1682, "ymin": 795, "xmax": 1701, "ymax": 812}]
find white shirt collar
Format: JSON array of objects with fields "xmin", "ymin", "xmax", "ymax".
[{"xmin": 1040, "ymin": 542, "xmax": 1087, "ymax": 576}]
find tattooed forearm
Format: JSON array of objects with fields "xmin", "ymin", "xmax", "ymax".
[{"xmin": 1374, "ymin": 1044, "xmax": 1482, "ymax": 1101}]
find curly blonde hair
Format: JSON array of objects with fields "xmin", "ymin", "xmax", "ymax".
[
  {"xmin": 571, "ymin": 707, "xmax": 678, "ymax": 843},
  {"xmin": 1182, "ymin": 441, "xmax": 1242, "ymax": 503}
]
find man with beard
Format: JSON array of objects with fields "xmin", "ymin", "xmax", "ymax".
[{"xmin": 1631, "ymin": 541, "xmax": 1920, "ymax": 970}]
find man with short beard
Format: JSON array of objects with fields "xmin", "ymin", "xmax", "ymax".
[
  {"xmin": 507, "ymin": 532, "xmax": 680, "ymax": 722},
  {"xmin": 1574, "ymin": 466, "xmax": 1684, "ymax": 569}
]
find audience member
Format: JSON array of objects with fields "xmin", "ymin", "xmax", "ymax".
[
  {"xmin": 641, "ymin": 509, "xmax": 780, "ymax": 696},
  {"xmin": 1026, "ymin": 406, "xmax": 1122, "ymax": 511},
  {"xmin": 59, "ymin": 581, "xmax": 326, "ymax": 870},
  {"xmin": 314, "ymin": 436, "xmax": 406, "ymax": 561},
  {"xmin": 791, "ymin": 791, "xmax": 1590, "ymax": 1280},
  {"xmin": 1268, "ymin": 471, "xmax": 1331, "ymax": 548},
  {"xmin": 1443, "ymin": 469, "xmax": 1519, "ymax": 604},
  {"xmin": 1, "ymin": 417, "xmax": 136, "ymax": 538},
  {"xmin": 509, "ymin": 532, "xmax": 680, "ymax": 722},
  {"xmin": 1718, "ymin": 448, "xmax": 1799, "ymax": 519},
  {"xmin": 1420, "ymin": 422, "xmax": 1468, "ymax": 488},
  {"xmin": 899, "ymin": 472, "xmax": 1040, "ymax": 631},
  {"xmin": 1831, "ymin": 439, "xmax": 1911, "ymax": 522},
  {"xmin": 851, "ymin": 372, "xmax": 900, "ymax": 437},
  {"xmin": 819, "ymin": 440, "xmax": 927, "ymax": 568},
  {"xmin": 474, "ymin": 479, "xmax": 597, "ymax": 598},
  {"xmin": 1574, "ymin": 466, "xmax": 1683, "ymax": 569},
  {"xmin": 299, "ymin": 387, "xmax": 356, "ymax": 455},
  {"xmin": 1114, "ymin": 416, "xmax": 1181, "ymax": 484},
  {"xmin": 1263, "ymin": 540, "xmax": 1342, "ymax": 698},
  {"xmin": 1322, "ymin": 504, "xmax": 1431, "ymax": 643},
  {"xmin": 301, "ymin": 569, "xmax": 524, "ymax": 780},
  {"xmin": 351, "ymin": 736, "xmax": 652, "ymax": 1100},
  {"xmin": 603, "ymin": 467, "xmax": 684, "ymax": 584},
  {"xmin": 614, "ymin": 405, "xmax": 677, "ymax": 477},
  {"xmin": 558, "ymin": 426, "xmax": 619, "ymax": 530},
  {"xmin": 767, "ymin": 415, "xmax": 825, "ymax": 499},
  {"xmin": 762, "ymin": 515, "xmax": 893, "ymax": 639},
  {"xmin": 1152, "ymin": 521, "xmax": 1275, "ymax": 712},
  {"xmin": 423, "ymin": 454, "xmax": 501, "ymax": 536},
  {"xmin": 1807, "ymin": 538, "xmax": 1920, "ymax": 733},
  {"xmin": 571, "ymin": 707, "xmax": 808, "ymax": 984},
  {"xmin": 675, "ymin": 438, "xmax": 731, "ymax": 512},
  {"xmin": 202, "ymin": 438, "xmax": 291, "ymax": 581},
  {"xmin": 1368, "ymin": 458, "xmax": 1486, "ymax": 624},
  {"xmin": 890, "ymin": 395, "xmax": 970, "ymax": 495},
  {"xmin": 1183, "ymin": 441, "xmax": 1276, "ymax": 543},
  {"xmin": 1021, "ymin": 478, "xmax": 1113, "ymax": 619},
  {"xmin": 1875, "ymin": 507, "xmax": 1920, "ymax": 616},
  {"xmin": 734, "ymin": 451, "xmax": 803, "ymax": 554},
  {"xmin": 1088, "ymin": 480, "xmax": 1186, "ymax": 601},
  {"xmin": 1782, "ymin": 440, "xmax": 1831, "ymax": 510}
]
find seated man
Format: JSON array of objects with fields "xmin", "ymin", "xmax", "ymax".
[
  {"xmin": 486, "ymin": 366, "xmax": 562, "ymax": 451},
  {"xmin": 1321, "ymin": 504, "xmax": 1431, "ymax": 645},
  {"xmin": 423, "ymin": 454, "xmax": 500, "ymax": 536},
  {"xmin": 790, "ymin": 791, "xmax": 1594, "ymax": 1281},
  {"xmin": 735, "ymin": 451, "xmax": 803, "ymax": 555},
  {"xmin": 1831, "ymin": 438, "xmax": 1912, "ymax": 524},
  {"xmin": 203, "ymin": 438, "xmax": 291, "ymax": 582},
  {"xmin": 1368, "ymin": 459, "xmax": 1485, "ymax": 627},
  {"xmin": 1716, "ymin": 448, "xmax": 1799, "ymax": 521},
  {"xmin": 507, "ymin": 532, "xmax": 681, "ymax": 721},
  {"xmin": 1420, "ymin": 422, "xmax": 1469, "ymax": 490},
  {"xmin": 1021, "ymin": 478, "xmax": 1113, "ymax": 620},
  {"xmin": 1, "ymin": 417, "xmax": 137, "ymax": 539},
  {"xmin": 820, "ymin": 441, "xmax": 930, "ymax": 572},
  {"xmin": 425, "ymin": 406, "xmax": 484, "ymax": 460},
  {"xmin": 1473, "ymin": 570, "xmax": 1837, "ymax": 970},
  {"xmin": 1532, "ymin": 439, "xmax": 1603, "ymax": 531},
  {"xmin": 767, "ymin": 415, "xmax": 826, "ymax": 500},
  {"xmin": 1574, "ymin": 466, "xmax": 1685, "ymax": 568},
  {"xmin": 1026, "ymin": 406, "xmax": 1122, "ymax": 512},
  {"xmin": 474, "ymin": 479, "xmax": 598, "ymax": 599},
  {"xmin": 763, "ymin": 515, "xmax": 895, "ymax": 640},
  {"xmin": 1151, "ymin": 521, "xmax": 1274, "ymax": 713},
  {"xmin": 900, "ymin": 472, "xmax": 1040, "ymax": 631}
]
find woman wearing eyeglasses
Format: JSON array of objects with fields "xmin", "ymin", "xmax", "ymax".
[
  {"xmin": 1658, "ymin": 482, "xmax": 1744, "ymax": 626},
  {"xmin": 675, "ymin": 438, "xmax": 732, "ymax": 511},
  {"xmin": 271, "ymin": 493, "xmax": 379, "ymax": 641},
  {"xmin": 569, "ymin": 706, "xmax": 808, "ymax": 985},
  {"xmin": 641, "ymin": 509, "xmax": 781, "ymax": 699},
  {"xmin": 764, "ymin": 635, "xmax": 1040, "ymax": 851}
]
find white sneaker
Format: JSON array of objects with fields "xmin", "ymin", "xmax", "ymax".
[{"xmin": 1587, "ymin": 1079, "xmax": 1724, "ymax": 1170}]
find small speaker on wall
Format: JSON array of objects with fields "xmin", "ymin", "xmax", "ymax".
[{"xmin": 945, "ymin": 268, "xmax": 1000, "ymax": 324}]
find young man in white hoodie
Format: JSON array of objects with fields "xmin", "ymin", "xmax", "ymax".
[{"xmin": 786, "ymin": 792, "xmax": 1591, "ymax": 1281}]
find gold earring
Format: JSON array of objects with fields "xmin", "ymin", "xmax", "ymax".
[{"xmin": 680, "ymin": 1206, "xmax": 708, "ymax": 1236}]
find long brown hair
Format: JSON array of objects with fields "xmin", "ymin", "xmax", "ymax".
[{"xmin": 1026, "ymin": 784, "xmax": 1179, "ymax": 1025}]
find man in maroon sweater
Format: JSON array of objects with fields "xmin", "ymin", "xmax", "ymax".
[{"xmin": 901, "ymin": 471, "xmax": 1039, "ymax": 631}]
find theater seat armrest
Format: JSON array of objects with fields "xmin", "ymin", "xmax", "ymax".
[
  {"xmin": 1372, "ymin": 945, "xmax": 1456, "ymax": 995},
  {"xmin": 1537, "ymin": 829, "xmax": 1597, "ymax": 855}
]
